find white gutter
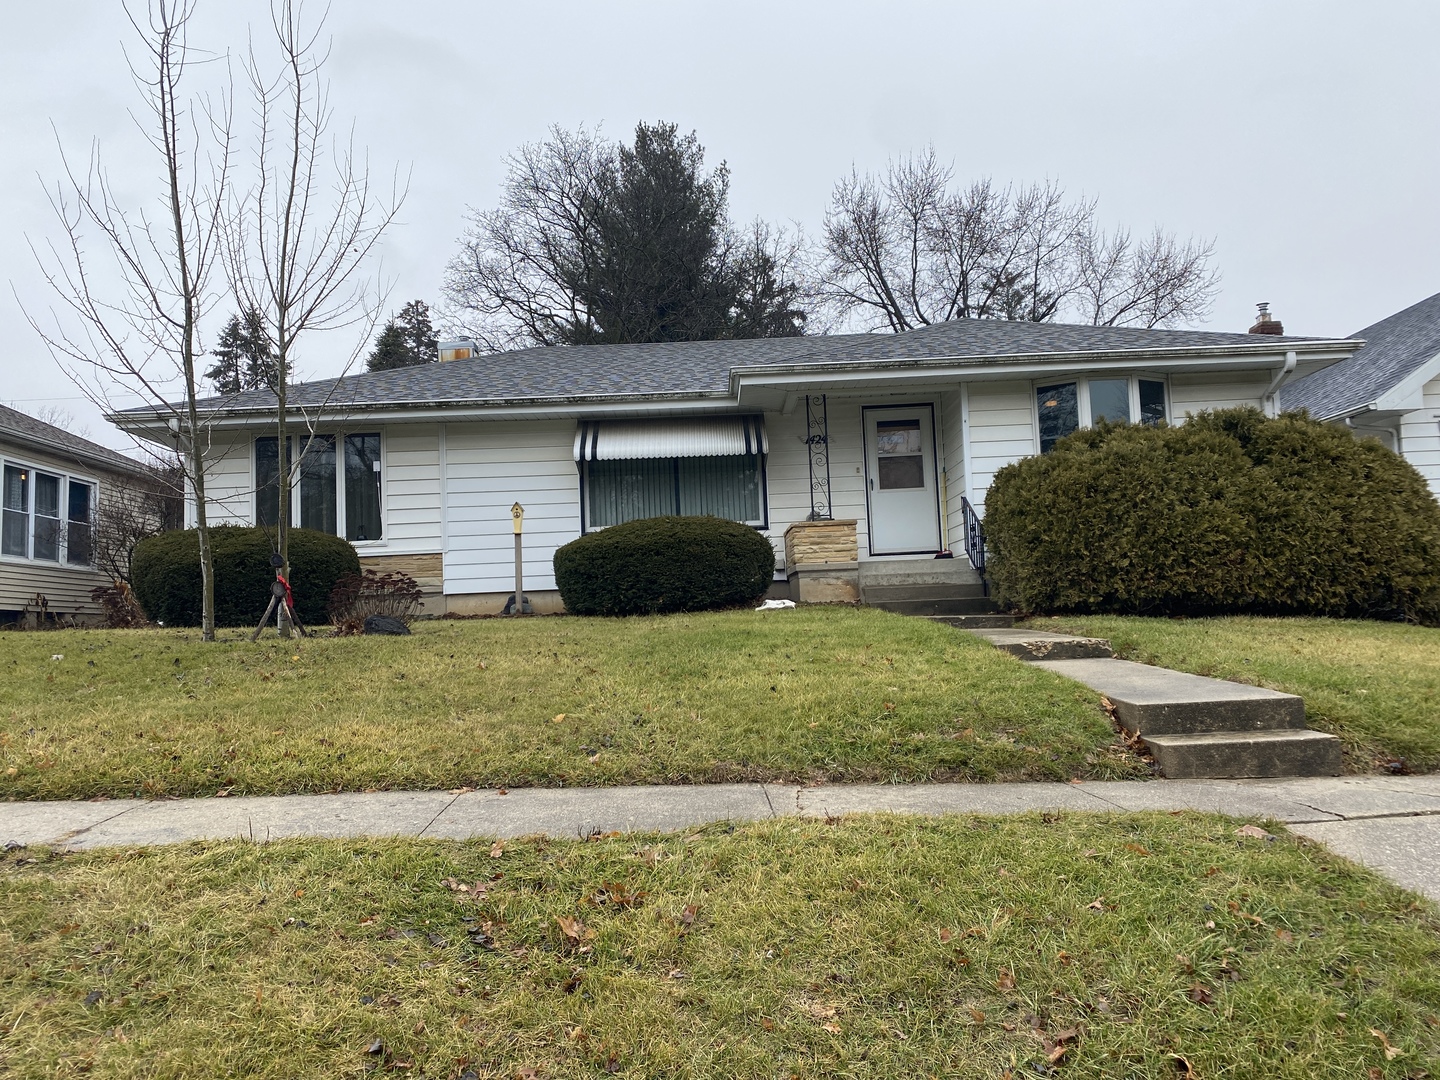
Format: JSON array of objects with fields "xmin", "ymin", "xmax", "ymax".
[{"xmin": 1263, "ymin": 350, "xmax": 1298, "ymax": 417}]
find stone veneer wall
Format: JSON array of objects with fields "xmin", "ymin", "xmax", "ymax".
[
  {"xmin": 358, "ymin": 553, "xmax": 444, "ymax": 616},
  {"xmin": 783, "ymin": 519, "xmax": 859, "ymax": 575}
]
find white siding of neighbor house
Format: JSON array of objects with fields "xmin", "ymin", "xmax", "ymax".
[
  {"xmin": 443, "ymin": 420, "xmax": 581, "ymax": 595},
  {"xmin": 0, "ymin": 440, "xmax": 122, "ymax": 616},
  {"xmin": 1399, "ymin": 376, "xmax": 1440, "ymax": 498}
]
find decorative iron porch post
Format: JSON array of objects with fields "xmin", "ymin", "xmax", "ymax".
[{"xmin": 805, "ymin": 394, "xmax": 833, "ymax": 521}]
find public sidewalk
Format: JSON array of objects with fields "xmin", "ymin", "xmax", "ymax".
[{"xmin": 7, "ymin": 774, "xmax": 1440, "ymax": 900}]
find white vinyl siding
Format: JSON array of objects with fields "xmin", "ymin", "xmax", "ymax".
[
  {"xmin": 383, "ymin": 425, "xmax": 442, "ymax": 550},
  {"xmin": 1168, "ymin": 371, "xmax": 1273, "ymax": 417},
  {"xmin": 940, "ymin": 389, "xmax": 965, "ymax": 550},
  {"xmin": 192, "ymin": 434, "xmax": 254, "ymax": 527},
  {"xmin": 0, "ymin": 439, "xmax": 135, "ymax": 617},
  {"xmin": 1398, "ymin": 376, "xmax": 1440, "ymax": 498},
  {"xmin": 966, "ymin": 381, "xmax": 1036, "ymax": 515},
  {"xmin": 443, "ymin": 420, "xmax": 581, "ymax": 594}
]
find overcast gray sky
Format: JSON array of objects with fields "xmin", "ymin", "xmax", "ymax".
[{"xmin": 4, "ymin": 0, "xmax": 1438, "ymax": 451}]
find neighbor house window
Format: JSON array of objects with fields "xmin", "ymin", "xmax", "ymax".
[
  {"xmin": 1, "ymin": 462, "xmax": 94, "ymax": 565},
  {"xmin": 584, "ymin": 454, "xmax": 764, "ymax": 529},
  {"xmin": 1036, "ymin": 376, "xmax": 1169, "ymax": 452},
  {"xmin": 255, "ymin": 433, "xmax": 382, "ymax": 541}
]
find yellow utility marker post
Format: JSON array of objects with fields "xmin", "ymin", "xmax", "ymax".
[{"xmin": 511, "ymin": 502, "xmax": 525, "ymax": 615}]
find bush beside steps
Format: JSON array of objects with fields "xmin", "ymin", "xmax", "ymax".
[
  {"xmin": 982, "ymin": 407, "xmax": 1440, "ymax": 624},
  {"xmin": 554, "ymin": 515, "xmax": 775, "ymax": 616}
]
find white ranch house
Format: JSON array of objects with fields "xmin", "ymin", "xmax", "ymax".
[{"xmin": 112, "ymin": 319, "xmax": 1358, "ymax": 615}]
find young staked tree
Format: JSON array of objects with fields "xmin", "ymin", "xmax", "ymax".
[
  {"xmin": 224, "ymin": 0, "xmax": 403, "ymax": 635},
  {"xmin": 443, "ymin": 122, "xmax": 807, "ymax": 350},
  {"xmin": 820, "ymin": 148, "xmax": 1218, "ymax": 332},
  {"xmin": 25, "ymin": 0, "xmax": 229, "ymax": 640},
  {"xmin": 366, "ymin": 299, "xmax": 438, "ymax": 371}
]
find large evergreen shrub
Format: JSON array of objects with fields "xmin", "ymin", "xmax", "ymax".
[
  {"xmin": 553, "ymin": 515, "xmax": 775, "ymax": 616},
  {"xmin": 983, "ymin": 408, "xmax": 1440, "ymax": 623},
  {"xmin": 131, "ymin": 526, "xmax": 361, "ymax": 628}
]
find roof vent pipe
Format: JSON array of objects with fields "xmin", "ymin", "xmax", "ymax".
[{"xmin": 1249, "ymin": 302, "xmax": 1284, "ymax": 335}]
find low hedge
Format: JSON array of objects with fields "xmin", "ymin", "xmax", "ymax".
[
  {"xmin": 131, "ymin": 526, "xmax": 361, "ymax": 628},
  {"xmin": 983, "ymin": 407, "xmax": 1440, "ymax": 623},
  {"xmin": 553, "ymin": 515, "xmax": 775, "ymax": 616}
]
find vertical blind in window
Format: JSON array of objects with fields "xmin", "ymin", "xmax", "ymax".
[{"xmin": 576, "ymin": 418, "xmax": 767, "ymax": 529}]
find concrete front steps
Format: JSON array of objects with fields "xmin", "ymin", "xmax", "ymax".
[
  {"xmin": 859, "ymin": 559, "xmax": 1011, "ymax": 624},
  {"xmin": 963, "ymin": 629, "xmax": 1342, "ymax": 780}
]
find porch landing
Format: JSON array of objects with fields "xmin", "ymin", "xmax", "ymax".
[{"xmin": 858, "ymin": 558, "xmax": 1012, "ymax": 625}]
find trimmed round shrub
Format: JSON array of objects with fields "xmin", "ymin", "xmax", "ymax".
[
  {"xmin": 131, "ymin": 526, "xmax": 361, "ymax": 628},
  {"xmin": 983, "ymin": 407, "xmax": 1440, "ymax": 623},
  {"xmin": 553, "ymin": 515, "xmax": 776, "ymax": 616}
]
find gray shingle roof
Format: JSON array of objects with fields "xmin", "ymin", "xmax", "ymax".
[
  {"xmin": 0, "ymin": 404, "xmax": 152, "ymax": 477},
  {"xmin": 119, "ymin": 319, "xmax": 1334, "ymax": 418},
  {"xmin": 1279, "ymin": 291, "xmax": 1440, "ymax": 419}
]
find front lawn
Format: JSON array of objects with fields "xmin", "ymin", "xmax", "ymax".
[
  {"xmin": 1, "ymin": 609, "xmax": 1141, "ymax": 800},
  {"xmin": 3, "ymin": 814, "xmax": 1437, "ymax": 1078},
  {"xmin": 1031, "ymin": 616, "xmax": 1440, "ymax": 773}
]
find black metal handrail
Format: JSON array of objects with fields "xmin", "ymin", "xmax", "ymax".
[{"xmin": 961, "ymin": 496, "xmax": 986, "ymax": 580}]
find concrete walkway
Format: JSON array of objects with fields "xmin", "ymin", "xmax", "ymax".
[{"xmin": 6, "ymin": 775, "xmax": 1440, "ymax": 899}]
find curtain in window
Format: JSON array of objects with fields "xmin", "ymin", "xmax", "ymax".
[
  {"xmin": 2, "ymin": 464, "xmax": 28, "ymax": 557},
  {"xmin": 66, "ymin": 481, "xmax": 93, "ymax": 566},
  {"xmin": 299, "ymin": 435, "xmax": 337, "ymax": 534},
  {"xmin": 344, "ymin": 434, "xmax": 382, "ymax": 541},
  {"xmin": 33, "ymin": 473, "xmax": 61, "ymax": 562}
]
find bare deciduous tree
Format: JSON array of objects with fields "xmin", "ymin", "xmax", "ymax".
[
  {"xmin": 23, "ymin": 0, "xmax": 230, "ymax": 640},
  {"xmin": 819, "ymin": 148, "xmax": 1218, "ymax": 332},
  {"xmin": 93, "ymin": 455, "xmax": 184, "ymax": 584},
  {"xmin": 223, "ymin": 0, "xmax": 404, "ymax": 636}
]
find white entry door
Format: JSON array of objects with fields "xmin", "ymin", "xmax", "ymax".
[{"xmin": 863, "ymin": 404, "xmax": 941, "ymax": 555}]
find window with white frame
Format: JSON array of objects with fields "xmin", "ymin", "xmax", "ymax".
[
  {"xmin": 1035, "ymin": 376, "xmax": 1168, "ymax": 453},
  {"xmin": 255, "ymin": 433, "xmax": 383, "ymax": 542},
  {"xmin": 1, "ymin": 462, "xmax": 94, "ymax": 565}
]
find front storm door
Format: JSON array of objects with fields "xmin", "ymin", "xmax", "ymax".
[{"xmin": 863, "ymin": 404, "xmax": 941, "ymax": 555}]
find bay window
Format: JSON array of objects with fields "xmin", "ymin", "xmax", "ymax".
[
  {"xmin": 255, "ymin": 433, "xmax": 382, "ymax": 542},
  {"xmin": 1036, "ymin": 376, "xmax": 1169, "ymax": 453},
  {"xmin": 1, "ymin": 462, "xmax": 94, "ymax": 565}
]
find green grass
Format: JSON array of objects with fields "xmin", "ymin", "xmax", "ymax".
[
  {"xmin": 3, "ymin": 814, "xmax": 1438, "ymax": 1078},
  {"xmin": 1027, "ymin": 615, "xmax": 1440, "ymax": 773},
  {"xmin": 0, "ymin": 609, "xmax": 1143, "ymax": 800}
]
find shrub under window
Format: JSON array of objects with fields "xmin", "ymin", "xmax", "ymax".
[
  {"xmin": 983, "ymin": 408, "xmax": 1440, "ymax": 623},
  {"xmin": 554, "ymin": 515, "xmax": 775, "ymax": 616}
]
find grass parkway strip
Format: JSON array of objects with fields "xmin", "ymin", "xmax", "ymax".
[
  {"xmin": 3, "ymin": 813, "xmax": 1439, "ymax": 1079},
  {"xmin": 1, "ymin": 608, "xmax": 1144, "ymax": 801}
]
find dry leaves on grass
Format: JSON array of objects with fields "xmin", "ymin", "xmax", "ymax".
[
  {"xmin": 1235, "ymin": 824, "xmax": 1277, "ymax": 841},
  {"xmin": 1369, "ymin": 1028, "xmax": 1403, "ymax": 1060},
  {"xmin": 554, "ymin": 915, "xmax": 596, "ymax": 953}
]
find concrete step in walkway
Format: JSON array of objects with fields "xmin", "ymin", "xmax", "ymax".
[
  {"xmin": 926, "ymin": 614, "xmax": 1017, "ymax": 630},
  {"xmin": 7, "ymin": 776, "xmax": 1440, "ymax": 899},
  {"xmin": 959, "ymin": 630, "xmax": 1342, "ymax": 780},
  {"xmin": 866, "ymin": 596, "xmax": 1004, "ymax": 616}
]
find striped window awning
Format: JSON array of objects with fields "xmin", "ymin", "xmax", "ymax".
[{"xmin": 574, "ymin": 416, "xmax": 768, "ymax": 462}]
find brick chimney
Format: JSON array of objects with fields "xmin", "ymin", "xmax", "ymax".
[{"xmin": 1248, "ymin": 302, "xmax": 1284, "ymax": 336}]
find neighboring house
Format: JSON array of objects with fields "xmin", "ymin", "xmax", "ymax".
[
  {"xmin": 1280, "ymin": 290, "xmax": 1440, "ymax": 498},
  {"xmin": 0, "ymin": 405, "xmax": 163, "ymax": 626},
  {"xmin": 109, "ymin": 319, "xmax": 1357, "ymax": 614}
]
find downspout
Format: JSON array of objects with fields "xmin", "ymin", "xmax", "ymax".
[{"xmin": 1264, "ymin": 350, "xmax": 1298, "ymax": 417}]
